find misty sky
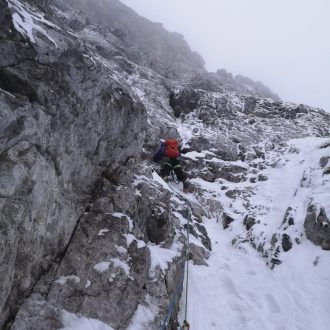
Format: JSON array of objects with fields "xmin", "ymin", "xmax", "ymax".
[{"xmin": 121, "ymin": 0, "xmax": 330, "ymax": 112}]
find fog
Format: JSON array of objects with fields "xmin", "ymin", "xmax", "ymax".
[{"xmin": 121, "ymin": 0, "xmax": 330, "ymax": 112}]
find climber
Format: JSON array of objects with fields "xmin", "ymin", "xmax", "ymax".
[{"xmin": 153, "ymin": 138, "xmax": 190, "ymax": 193}]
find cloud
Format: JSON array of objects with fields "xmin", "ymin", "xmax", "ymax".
[{"xmin": 121, "ymin": 0, "xmax": 330, "ymax": 111}]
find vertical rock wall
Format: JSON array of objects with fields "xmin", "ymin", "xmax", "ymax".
[{"xmin": 0, "ymin": 1, "xmax": 147, "ymax": 326}]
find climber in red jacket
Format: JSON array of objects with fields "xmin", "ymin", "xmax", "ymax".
[{"xmin": 153, "ymin": 138, "xmax": 190, "ymax": 192}]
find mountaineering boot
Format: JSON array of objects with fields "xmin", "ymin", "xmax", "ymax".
[
  {"xmin": 182, "ymin": 180, "xmax": 190, "ymax": 193},
  {"xmin": 181, "ymin": 320, "xmax": 190, "ymax": 330}
]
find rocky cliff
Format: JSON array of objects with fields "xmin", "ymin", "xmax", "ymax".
[{"xmin": 0, "ymin": 0, "xmax": 329, "ymax": 329}]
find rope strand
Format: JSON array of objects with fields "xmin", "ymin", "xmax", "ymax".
[
  {"xmin": 184, "ymin": 206, "xmax": 191, "ymax": 321},
  {"xmin": 159, "ymin": 183, "xmax": 191, "ymax": 330}
]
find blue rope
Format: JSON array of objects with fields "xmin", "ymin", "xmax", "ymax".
[
  {"xmin": 159, "ymin": 256, "xmax": 186, "ymax": 330},
  {"xmin": 159, "ymin": 184, "xmax": 192, "ymax": 330}
]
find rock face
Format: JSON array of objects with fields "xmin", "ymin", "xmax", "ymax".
[
  {"xmin": 64, "ymin": 0, "xmax": 205, "ymax": 79},
  {"xmin": 0, "ymin": 0, "xmax": 147, "ymax": 327},
  {"xmin": 185, "ymin": 70, "xmax": 280, "ymax": 100},
  {"xmin": 1, "ymin": 0, "xmax": 329, "ymax": 329}
]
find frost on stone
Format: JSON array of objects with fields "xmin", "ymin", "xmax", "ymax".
[
  {"xmin": 8, "ymin": 0, "xmax": 59, "ymax": 46},
  {"xmin": 110, "ymin": 258, "xmax": 131, "ymax": 276}
]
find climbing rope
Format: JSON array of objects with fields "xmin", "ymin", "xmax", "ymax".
[
  {"xmin": 159, "ymin": 255, "xmax": 186, "ymax": 330},
  {"xmin": 159, "ymin": 184, "xmax": 192, "ymax": 330},
  {"xmin": 184, "ymin": 206, "xmax": 191, "ymax": 324}
]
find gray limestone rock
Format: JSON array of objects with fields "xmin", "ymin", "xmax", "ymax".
[
  {"xmin": 258, "ymin": 174, "xmax": 268, "ymax": 182},
  {"xmin": 319, "ymin": 155, "xmax": 329, "ymax": 169},
  {"xmin": 189, "ymin": 243, "xmax": 210, "ymax": 266},
  {"xmin": 244, "ymin": 215, "xmax": 256, "ymax": 231},
  {"xmin": 10, "ymin": 294, "xmax": 64, "ymax": 330},
  {"xmin": 194, "ymin": 223, "xmax": 212, "ymax": 251},
  {"xmin": 197, "ymin": 162, "xmax": 247, "ymax": 183},
  {"xmin": 225, "ymin": 189, "xmax": 242, "ymax": 199},
  {"xmin": 304, "ymin": 205, "xmax": 330, "ymax": 250},
  {"xmin": 188, "ymin": 200, "xmax": 207, "ymax": 223},
  {"xmin": 281, "ymin": 207, "xmax": 295, "ymax": 229},
  {"xmin": 44, "ymin": 211, "xmax": 151, "ymax": 329},
  {"xmin": 1, "ymin": 0, "xmax": 148, "ymax": 326},
  {"xmin": 222, "ymin": 213, "xmax": 235, "ymax": 229},
  {"xmin": 281, "ymin": 234, "xmax": 293, "ymax": 252},
  {"xmin": 170, "ymin": 88, "xmax": 202, "ymax": 118},
  {"xmin": 146, "ymin": 206, "xmax": 172, "ymax": 243}
]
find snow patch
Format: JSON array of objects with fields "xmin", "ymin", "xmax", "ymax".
[
  {"xmin": 61, "ymin": 311, "xmax": 114, "ymax": 330},
  {"xmin": 152, "ymin": 171, "xmax": 170, "ymax": 191},
  {"xmin": 148, "ymin": 244, "xmax": 178, "ymax": 275},
  {"xmin": 124, "ymin": 233, "xmax": 146, "ymax": 248},
  {"xmin": 183, "ymin": 150, "xmax": 215, "ymax": 161},
  {"xmin": 111, "ymin": 212, "xmax": 126, "ymax": 218},
  {"xmin": 110, "ymin": 258, "xmax": 130, "ymax": 276},
  {"xmin": 98, "ymin": 229, "xmax": 110, "ymax": 236},
  {"xmin": 8, "ymin": 0, "xmax": 59, "ymax": 46},
  {"xmin": 126, "ymin": 295, "xmax": 159, "ymax": 330},
  {"xmin": 93, "ymin": 262, "xmax": 110, "ymax": 273},
  {"xmin": 116, "ymin": 245, "xmax": 127, "ymax": 254},
  {"xmin": 55, "ymin": 275, "xmax": 80, "ymax": 285}
]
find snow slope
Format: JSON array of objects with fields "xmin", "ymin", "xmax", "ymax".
[
  {"xmin": 178, "ymin": 137, "xmax": 330, "ymax": 330},
  {"xmin": 179, "ymin": 216, "xmax": 330, "ymax": 330}
]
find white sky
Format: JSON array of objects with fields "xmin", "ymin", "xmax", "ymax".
[{"xmin": 121, "ymin": 0, "xmax": 330, "ymax": 111}]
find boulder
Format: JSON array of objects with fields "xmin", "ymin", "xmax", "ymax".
[
  {"xmin": 170, "ymin": 88, "xmax": 202, "ymax": 118},
  {"xmin": 146, "ymin": 206, "xmax": 172, "ymax": 243},
  {"xmin": 10, "ymin": 294, "xmax": 64, "ymax": 330},
  {"xmin": 304, "ymin": 205, "xmax": 330, "ymax": 250},
  {"xmin": 281, "ymin": 234, "xmax": 292, "ymax": 252},
  {"xmin": 222, "ymin": 213, "xmax": 235, "ymax": 229},
  {"xmin": 243, "ymin": 215, "xmax": 256, "ymax": 231},
  {"xmin": 189, "ymin": 243, "xmax": 210, "ymax": 266}
]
